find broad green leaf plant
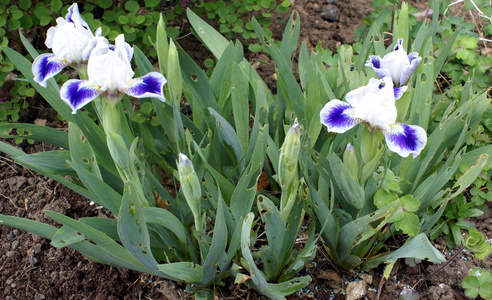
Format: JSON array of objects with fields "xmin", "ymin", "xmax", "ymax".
[{"xmin": 0, "ymin": 2, "xmax": 490, "ymax": 299}]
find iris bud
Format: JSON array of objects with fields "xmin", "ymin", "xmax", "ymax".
[
  {"xmin": 278, "ymin": 119, "xmax": 301, "ymax": 190},
  {"xmin": 178, "ymin": 153, "xmax": 201, "ymax": 226},
  {"xmin": 343, "ymin": 143, "xmax": 358, "ymax": 179}
]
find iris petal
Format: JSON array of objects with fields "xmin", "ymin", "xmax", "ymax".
[
  {"xmin": 126, "ymin": 72, "xmax": 167, "ymax": 102},
  {"xmin": 320, "ymin": 100, "xmax": 359, "ymax": 133},
  {"xmin": 32, "ymin": 53, "xmax": 66, "ymax": 87},
  {"xmin": 399, "ymin": 52, "xmax": 422, "ymax": 86},
  {"xmin": 394, "ymin": 86, "xmax": 408, "ymax": 100},
  {"xmin": 384, "ymin": 123, "xmax": 427, "ymax": 158},
  {"xmin": 365, "ymin": 56, "xmax": 390, "ymax": 79},
  {"xmin": 66, "ymin": 3, "xmax": 90, "ymax": 31},
  {"xmin": 60, "ymin": 79, "xmax": 100, "ymax": 113}
]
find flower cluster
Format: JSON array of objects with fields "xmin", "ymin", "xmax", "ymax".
[
  {"xmin": 320, "ymin": 39, "xmax": 426, "ymax": 158},
  {"xmin": 32, "ymin": 3, "xmax": 166, "ymax": 114}
]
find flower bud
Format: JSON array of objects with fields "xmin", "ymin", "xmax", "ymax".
[
  {"xmin": 278, "ymin": 119, "xmax": 300, "ymax": 190},
  {"xmin": 167, "ymin": 40, "xmax": 183, "ymax": 105},
  {"xmin": 156, "ymin": 13, "xmax": 169, "ymax": 74},
  {"xmin": 178, "ymin": 153, "xmax": 201, "ymax": 221},
  {"xmin": 343, "ymin": 143, "xmax": 358, "ymax": 179}
]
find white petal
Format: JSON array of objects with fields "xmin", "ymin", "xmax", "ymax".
[
  {"xmin": 345, "ymin": 78, "xmax": 397, "ymax": 131},
  {"xmin": 87, "ymin": 37, "xmax": 134, "ymax": 93}
]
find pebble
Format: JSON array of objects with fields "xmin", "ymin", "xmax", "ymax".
[
  {"xmin": 321, "ymin": 6, "xmax": 340, "ymax": 22},
  {"xmin": 346, "ymin": 280, "xmax": 367, "ymax": 300},
  {"xmin": 6, "ymin": 250, "xmax": 16, "ymax": 258},
  {"xmin": 11, "ymin": 240, "xmax": 19, "ymax": 250},
  {"xmin": 34, "ymin": 293, "xmax": 46, "ymax": 300},
  {"xmin": 358, "ymin": 273, "xmax": 373, "ymax": 285}
]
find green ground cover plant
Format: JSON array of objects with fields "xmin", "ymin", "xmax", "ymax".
[{"xmin": 0, "ymin": 1, "xmax": 490, "ymax": 299}]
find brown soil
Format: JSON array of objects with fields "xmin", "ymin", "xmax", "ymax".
[{"xmin": 1, "ymin": 0, "xmax": 491, "ymax": 299}]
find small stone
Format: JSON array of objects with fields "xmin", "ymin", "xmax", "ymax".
[
  {"xmin": 34, "ymin": 118, "xmax": 47, "ymax": 126},
  {"xmin": 321, "ymin": 6, "xmax": 340, "ymax": 22},
  {"xmin": 346, "ymin": 280, "xmax": 367, "ymax": 300},
  {"xmin": 325, "ymin": 0, "xmax": 336, "ymax": 3},
  {"xmin": 358, "ymin": 273, "xmax": 373, "ymax": 285},
  {"xmin": 50, "ymin": 271, "xmax": 58, "ymax": 280},
  {"xmin": 6, "ymin": 250, "xmax": 16, "ymax": 258},
  {"xmin": 6, "ymin": 232, "xmax": 15, "ymax": 241},
  {"xmin": 11, "ymin": 240, "xmax": 19, "ymax": 250},
  {"xmin": 34, "ymin": 292, "xmax": 46, "ymax": 300},
  {"xmin": 29, "ymin": 255, "xmax": 39, "ymax": 267},
  {"xmin": 6, "ymin": 278, "xmax": 13, "ymax": 285}
]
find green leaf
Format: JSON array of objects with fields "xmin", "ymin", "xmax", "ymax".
[
  {"xmin": 45, "ymin": 210, "xmax": 150, "ymax": 272},
  {"xmin": 51, "ymin": 225, "xmax": 86, "ymax": 248},
  {"xmin": 328, "ymin": 153, "xmax": 365, "ymax": 210},
  {"xmin": 208, "ymin": 107, "xmax": 244, "ymax": 169},
  {"xmin": 68, "ymin": 162, "xmax": 122, "ymax": 214},
  {"xmin": 231, "ymin": 63, "xmax": 249, "ymax": 154},
  {"xmin": 251, "ymin": 16, "xmax": 306, "ymax": 122},
  {"xmin": 462, "ymin": 276, "xmax": 480, "ymax": 298},
  {"xmin": 187, "ymin": 8, "xmax": 229, "ymax": 59},
  {"xmin": 19, "ymin": 0, "xmax": 31, "ymax": 10},
  {"xmin": 0, "ymin": 123, "xmax": 69, "ymax": 149},
  {"xmin": 124, "ymin": 0, "xmax": 140, "ymax": 13},
  {"xmin": 144, "ymin": 0, "xmax": 160, "ymax": 7},
  {"xmin": 157, "ymin": 262, "xmax": 203, "ymax": 283},
  {"xmin": 50, "ymin": 0, "xmax": 62, "ymax": 12},
  {"xmin": 142, "ymin": 207, "xmax": 187, "ymax": 245},
  {"xmin": 363, "ymin": 233, "xmax": 445, "ymax": 270},
  {"xmin": 18, "ymin": 150, "xmax": 76, "ymax": 176},
  {"xmin": 98, "ymin": 0, "xmax": 112, "ymax": 9},
  {"xmin": 394, "ymin": 212, "xmax": 420, "ymax": 237},
  {"xmin": 202, "ymin": 194, "xmax": 228, "ymax": 285},
  {"xmin": 118, "ymin": 182, "xmax": 176, "ymax": 279}
]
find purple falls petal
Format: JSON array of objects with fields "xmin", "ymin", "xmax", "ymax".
[
  {"xmin": 384, "ymin": 123, "xmax": 427, "ymax": 158},
  {"xmin": 320, "ymin": 100, "xmax": 359, "ymax": 133},
  {"xmin": 126, "ymin": 72, "xmax": 167, "ymax": 102},
  {"xmin": 365, "ymin": 55, "xmax": 390, "ymax": 79},
  {"xmin": 399, "ymin": 52, "xmax": 422, "ymax": 86},
  {"xmin": 60, "ymin": 79, "xmax": 100, "ymax": 113},
  {"xmin": 32, "ymin": 53, "xmax": 66, "ymax": 87},
  {"xmin": 394, "ymin": 86, "xmax": 408, "ymax": 100}
]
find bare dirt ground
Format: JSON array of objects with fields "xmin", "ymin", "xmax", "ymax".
[{"xmin": 1, "ymin": 0, "xmax": 491, "ymax": 299}]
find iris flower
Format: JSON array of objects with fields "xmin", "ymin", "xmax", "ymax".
[
  {"xmin": 365, "ymin": 38, "xmax": 422, "ymax": 87},
  {"xmin": 320, "ymin": 77, "xmax": 427, "ymax": 158},
  {"xmin": 32, "ymin": 3, "xmax": 104, "ymax": 87},
  {"xmin": 60, "ymin": 34, "xmax": 166, "ymax": 113}
]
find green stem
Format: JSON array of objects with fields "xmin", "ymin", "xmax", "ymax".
[{"xmin": 102, "ymin": 96, "xmax": 122, "ymax": 135}]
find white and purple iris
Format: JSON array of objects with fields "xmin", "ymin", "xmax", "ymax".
[
  {"xmin": 59, "ymin": 34, "xmax": 166, "ymax": 113},
  {"xmin": 32, "ymin": 3, "xmax": 104, "ymax": 87},
  {"xmin": 365, "ymin": 38, "xmax": 422, "ymax": 87},
  {"xmin": 320, "ymin": 77, "xmax": 427, "ymax": 158}
]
